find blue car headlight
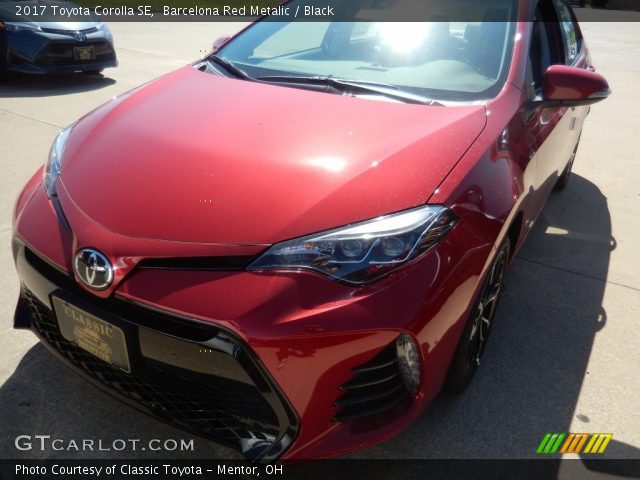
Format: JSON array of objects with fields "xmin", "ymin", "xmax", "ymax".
[
  {"xmin": 96, "ymin": 22, "xmax": 112, "ymax": 41},
  {"xmin": 0, "ymin": 21, "xmax": 42, "ymax": 34}
]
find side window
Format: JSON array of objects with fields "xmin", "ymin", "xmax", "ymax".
[
  {"xmin": 529, "ymin": 0, "xmax": 565, "ymax": 92},
  {"xmin": 553, "ymin": 0, "xmax": 580, "ymax": 64}
]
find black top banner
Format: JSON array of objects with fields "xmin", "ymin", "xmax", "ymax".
[{"xmin": 1, "ymin": 0, "xmax": 640, "ymax": 22}]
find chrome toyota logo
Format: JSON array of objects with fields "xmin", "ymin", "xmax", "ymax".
[
  {"xmin": 74, "ymin": 32, "xmax": 87, "ymax": 42},
  {"xmin": 74, "ymin": 249, "xmax": 113, "ymax": 290}
]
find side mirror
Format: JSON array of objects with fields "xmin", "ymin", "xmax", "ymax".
[
  {"xmin": 538, "ymin": 65, "xmax": 611, "ymax": 107},
  {"xmin": 212, "ymin": 35, "xmax": 232, "ymax": 53}
]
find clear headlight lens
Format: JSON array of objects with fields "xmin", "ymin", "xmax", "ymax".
[
  {"xmin": 249, "ymin": 205, "xmax": 457, "ymax": 285},
  {"xmin": 96, "ymin": 22, "xmax": 110, "ymax": 34},
  {"xmin": 43, "ymin": 126, "xmax": 73, "ymax": 198},
  {"xmin": 96, "ymin": 23, "xmax": 113, "ymax": 42},
  {"xmin": 0, "ymin": 22, "xmax": 41, "ymax": 33}
]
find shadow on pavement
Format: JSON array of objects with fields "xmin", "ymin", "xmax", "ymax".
[
  {"xmin": 0, "ymin": 73, "xmax": 116, "ymax": 98},
  {"xmin": 0, "ymin": 345, "xmax": 239, "ymax": 459},
  {"xmin": 581, "ymin": 440, "xmax": 640, "ymax": 478}
]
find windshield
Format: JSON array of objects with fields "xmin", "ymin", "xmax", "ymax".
[{"xmin": 218, "ymin": 0, "xmax": 518, "ymax": 103}]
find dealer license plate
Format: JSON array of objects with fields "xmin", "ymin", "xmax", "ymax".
[
  {"xmin": 52, "ymin": 296, "xmax": 131, "ymax": 373},
  {"xmin": 74, "ymin": 46, "xmax": 95, "ymax": 61}
]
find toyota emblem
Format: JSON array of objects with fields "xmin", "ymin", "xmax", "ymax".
[{"xmin": 74, "ymin": 249, "xmax": 113, "ymax": 290}]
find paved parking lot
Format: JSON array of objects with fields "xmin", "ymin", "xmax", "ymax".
[{"xmin": 1, "ymin": 19, "xmax": 639, "ymax": 468}]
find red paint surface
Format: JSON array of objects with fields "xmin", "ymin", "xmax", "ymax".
[{"xmin": 12, "ymin": 6, "xmax": 609, "ymax": 459}]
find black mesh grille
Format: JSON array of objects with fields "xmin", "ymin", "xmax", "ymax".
[
  {"xmin": 24, "ymin": 289, "xmax": 281, "ymax": 454},
  {"xmin": 333, "ymin": 343, "xmax": 410, "ymax": 422},
  {"xmin": 137, "ymin": 256, "xmax": 254, "ymax": 271},
  {"xmin": 35, "ymin": 41, "xmax": 115, "ymax": 66}
]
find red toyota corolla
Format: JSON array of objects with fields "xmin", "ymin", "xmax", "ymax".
[{"xmin": 11, "ymin": 0, "xmax": 609, "ymax": 462}]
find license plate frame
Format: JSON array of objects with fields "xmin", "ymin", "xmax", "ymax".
[
  {"xmin": 74, "ymin": 46, "xmax": 95, "ymax": 61},
  {"xmin": 52, "ymin": 296, "xmax": 131, "ymax": 373}
]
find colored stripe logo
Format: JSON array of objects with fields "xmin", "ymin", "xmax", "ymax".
[{"xmin": 537, "ymin": 433, "xmax": 612, "ymax": 454}]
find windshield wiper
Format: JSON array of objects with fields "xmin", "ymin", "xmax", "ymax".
[
  {"xmin": 255, "ymin": 75, "xmax": 440, "ymax": 105},
  {"xmin": 207, "ymin": 55, "xmax": 253, "ymax": 81}
]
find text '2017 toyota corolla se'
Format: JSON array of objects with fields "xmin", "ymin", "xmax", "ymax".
[{"xmin": 11, "ymin": 0, "xmax": 609, "ymax": 462}]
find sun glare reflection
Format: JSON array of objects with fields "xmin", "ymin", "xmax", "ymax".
[
  {"xmin": 377, "ymin": 22, "xmax": 432, "ymax": 54},
  {"xmin": 308, "ymin": 156, "xmax": 347, "ymax": 173}
]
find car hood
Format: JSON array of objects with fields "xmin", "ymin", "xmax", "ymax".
[{"xmin": 60, "ymin": 66, "xmax": 487, "ymax": 245}]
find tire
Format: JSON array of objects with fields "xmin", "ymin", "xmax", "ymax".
[
  {"xmin": 444, "ymin": 238, "xmax": 510, "ymax": 393},
  {"xmin": 554, "ymin": 136, "xmax": 580, "ymax": 191}
]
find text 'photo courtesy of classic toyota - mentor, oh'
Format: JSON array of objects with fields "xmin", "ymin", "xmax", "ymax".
[{"xmin": 10, "ymin": 0, "xmax": 610, "ymax": 462}]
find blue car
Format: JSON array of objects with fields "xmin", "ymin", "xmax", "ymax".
[{"xmin": 0, "ymin": 1, "xmax": 117, "ymax": 76}]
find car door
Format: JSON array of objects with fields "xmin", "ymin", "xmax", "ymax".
[
  {"xmin": 524, "ymin": 0, "xmax": 574, "ymax": 212},
  {"xmin": 553, "ymin": 0, "xmax": 592, "ymax": 151}
]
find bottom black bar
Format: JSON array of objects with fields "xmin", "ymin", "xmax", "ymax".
[{"xmin": 1, "ymin": 459, "xmax": 639, "ymax": 480}]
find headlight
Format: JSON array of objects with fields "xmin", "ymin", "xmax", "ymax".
[
  {"xmin": 43, "ymin": 126, "xmax": 73, "ymax": 198},
  {"xmin": 249, "ymin": 205, "xmax": 457, "ymax": 285},
  {"xmin": 96, "ymin": 23, "xmax": 113, "ymax": 42},
  {"xmin": 96, "ymin": 22, "xmax": 109, "ymax": 33},
  {"xmin": 0, "ymin": 22, "xmax": 41, "ymax": 34}
]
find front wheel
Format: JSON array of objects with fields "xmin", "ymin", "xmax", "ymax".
[{"xmin": 444, "ymin": 238, "xmax": 510, "ymax": 393}]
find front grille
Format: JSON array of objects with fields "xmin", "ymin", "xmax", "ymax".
[
  {"xmin": 333, "ymin": 343, "xmax": 410, "ymax": 422},
  {"xmin": 23, "ymin": 248, "xmax": 234, "ymax": 342},
  {"xmin": 137, "ymin": 256, "xmax": 254, "ymax": 271},
  {"xmin": 34, "ymin": 41, "xmax": 115, "ymax": 66},
  {"xmin": 40, "ymin": 27, "xmax": 98, "ymax": 35},
  {"xmin": 23, "ymin": 288, "xmax": 282, "ymax": 458}
]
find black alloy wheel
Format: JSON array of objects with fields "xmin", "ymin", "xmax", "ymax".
[{"xmin": 444, "ymin": 238, "xmax": 510, "ymax": 393}]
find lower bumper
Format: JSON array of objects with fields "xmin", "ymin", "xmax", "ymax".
[
  {"xmin": 13, "ymin": 241, "xmax": 298, "ymax": 462},
  {"xmin": 6, "ymin": 58, "xmax": 117, "ymax": 74},
  {"xmin": 3, "ymin": 33, "xmax": 117, "ymax": 74}
]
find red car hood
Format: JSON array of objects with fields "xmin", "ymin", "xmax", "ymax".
[{"xmin": 60, "ymin": 66, "xmax": 486, "ymax": 245}]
